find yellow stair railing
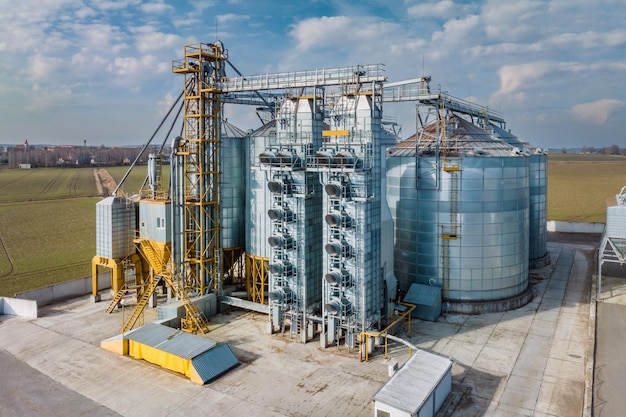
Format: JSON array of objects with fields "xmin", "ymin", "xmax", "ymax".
[
  {"xmin": 124, "ymin": 238, "xmax": 209, "ymax": 334},
  {"xmin": 105, "ymin": 284, "xmax": 129, "ymax": 314}
]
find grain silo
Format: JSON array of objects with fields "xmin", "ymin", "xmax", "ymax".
[
  {"xmin": 386, "ymin": 115, "xmax": 532, "ymax": 313},
  {"xmin": 220, "ymin": 120, "xmax": 247, "ymax": 285},
  {"xmin": 488, "ymin": 123, "xmax": 550, "ymax": 268}
]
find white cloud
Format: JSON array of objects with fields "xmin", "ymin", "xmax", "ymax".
[
  {"xmin": 494, "ymin": 62, "xmax": 556, "ymax": 97},
  {"xmin": 494, "ymin": 61, "xmax": 626, "ymax": 100},
  {"xmin": 432, "ymin": 14, "xmax": 481, "ymax": 43},
  {"xmin": 482, "ymin": 0, "xmax": 547, "ymax": 42},
  {"xmin": 289, "ymin": 16, "xmax": 402, "ymax": 53},
  {"xmin": 217, "ymin": 13, "xmax": 250, "ymax": 24},
  {"xmin": 140, "ymin": 1, "xmax": 174, "ymax": 14},
  {"xmin": 407, "ymin": 1, "xmax": 475, "ymax": 19},
  {"xmin": 107, "ymin": 54, "xmax": 167, "ymax": 78},
  {"xmin": 133, "ymin": 26, "xmax": 184, "ymax": 53},
  {"xmin": 571, "ymin": 99, "xmax": 625, "ymax": 124}
]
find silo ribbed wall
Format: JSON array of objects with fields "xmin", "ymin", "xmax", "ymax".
[
  {"xmin": 221, "ymin": 133, "xmax": 246, "ymax": 251},
  {"xmin": 529, "ymin": 152, "xmax": 548, "ymax": 262}
]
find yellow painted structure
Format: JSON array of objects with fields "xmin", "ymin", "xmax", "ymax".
[
  {"xmin": 245, "ymin": 254, "xmax": 269, "ymax": 304},
  {"xmin": 100, "ymin": 323, "xmax": 238, "ymax": 385},
  {"xmin": 91, "ymin": 254, "xmax": 144, "ymax": 298}
]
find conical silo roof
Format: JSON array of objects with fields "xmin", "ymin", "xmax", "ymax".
[{"xmin": 391, "ymin": 115, "xmax": 517, "ymax": 157}]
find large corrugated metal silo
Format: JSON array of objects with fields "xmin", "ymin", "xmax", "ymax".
[
  {"xmin": 488, "ymin": 124, "xmax": 550, "ymax": 268},
  {"xmin": 386, "ymin": 116, "xmax": 532, "ymax": 313},
  {"xmin": 220, "ymin": 120, "xmax": 247, "ymax": 284}
]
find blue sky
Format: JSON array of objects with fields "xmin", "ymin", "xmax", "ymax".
[{"xmin": 1, "ymin": 0, "xmax": 625, "ymax": 149}]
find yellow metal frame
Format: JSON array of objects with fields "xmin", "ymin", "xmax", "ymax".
[
  {"xmin": 245, "ymin": 254, "xmax": 269, "ymax": 304},
  {"xmin": 173, "ymin": 43, "xmax": 225, "ymax": 296},
  {"xmin": 91, "ymin": 254, "xmax": 144, "ymax": 298}
]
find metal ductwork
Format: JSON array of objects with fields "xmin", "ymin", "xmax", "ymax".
[
  {"xmin": 324, "ymin": 240, "xmax": 353, "ymax": 258},
  {"xmin": 325, "ymin": 296, "xmax": 352, "ymax": 316},
  {"xmin": 325, "ymin": 211, "xmax": 352, "ymax": 228}
]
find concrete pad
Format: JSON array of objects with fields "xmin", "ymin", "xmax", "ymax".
[
  {"xmin": 544, "ymin": 357, "xmax": 585, "ymax": 383},
  {"xmin": 484, "ymin": 328, "xmax": 525, "ymax": 353},
  {"xmin": 460, "ymin": 368, "xmax": 507, "ymax": 403},
  {"xmin": 439, "ymin": 339, "xmax": 483, "ymax": 367},
  {"xmin": 493, "ymin": 402, "xmax": 534, "ymax": 417},
  {"xmin": 499, "ymin": 375, "xmax": 541, "ymax": 411},
  {"xmin": 0, "ymin": 348, "xmax": 120, "ymax": 417},
  {"xmin": 473, "ymin": 345, "xmax": 518, "ymax": 375},
  {"xmin": 549, "ymin": 336, "xmax": 585, "ymax": 363},
  {"xmin": 527, "ymin": 319, "xmax": 557, "ymax": 338},
  {"xmin": 511, "ymin": 351, "xmax": 548, "ymax": 379},
  {"xmin": 413, "ymin": 319, "xmax": 461, "ymax": 340},
  {"xmin": 543, "ymin": 285, "xmax": 567, "ymax": 300},
  {"xmin": 0, "ymin": 236, "xmax": 599, "ymax": 417},
  {"xmin": 494, "ymin": 315, "xmax": 533, "ymax": 335},
  {"xmin": 534, "ymin": 308, "xmax": 560, "ymax": 323},
  {"xmin": 535, "ymin": 380, "xmax": 584, "ymax": 416},
  {"xmin": 453, "ymin": 326, "xmax": 494, "ymax": 345}
]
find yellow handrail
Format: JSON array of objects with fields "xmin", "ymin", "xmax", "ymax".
[{"xmin": 359, "ymin": 302, "xmax": 416, "ymax": 362}]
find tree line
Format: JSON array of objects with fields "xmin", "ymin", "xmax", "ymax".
[
  {"xmin": 563, "ymin": 145, "xmax": 626, "ymax": 155},
  {"xmin": 1, "ymin": 145, "xmax": 158, "ymax": 168}
]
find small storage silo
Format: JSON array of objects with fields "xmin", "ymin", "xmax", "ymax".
[
  {"xmin": 488, "ymin": 124, "xmax": 550, "ymax": 268},
  {"xmin": 96, "ymin": 196, "xmax": 136, "ymax": 260},
  {"xmin": 386, "ymin": 116, "xmax": 532, "ymax": 314}
]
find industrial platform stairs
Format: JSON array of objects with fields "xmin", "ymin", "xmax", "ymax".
[
  {"xmin": 125, "ymin": 239, "xmax": 209, "ymax": 334},
  {"xmin": 105, "ymin": 284, "xmax": 129, "ymax": 314}
]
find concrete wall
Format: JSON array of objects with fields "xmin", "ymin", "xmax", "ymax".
[
  {"xmin": 15, "ymin": 274, "xmax": 111, "ymax": 307},
  {"xmin": 1, "ymin": 297, "xmax": 38, "ymax": 318},
  {"xmin": 547, "ymin": 221, "xmax": 605, "ymax": 234}
]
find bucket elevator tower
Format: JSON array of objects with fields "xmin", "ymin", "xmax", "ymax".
[{"xmin": 171, "ymin": 43, "xmax": 226, "ymax": 298}]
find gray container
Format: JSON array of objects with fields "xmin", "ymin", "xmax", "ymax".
[{"xmin": 386, "ymin": 117, "xmax": 531, "ymax": 313}]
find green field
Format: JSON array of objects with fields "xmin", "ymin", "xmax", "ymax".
[
  {"xmin": 0, "ymin": 154, "xmax": 623, "ymax": 297},
  {"xmin": 0, "ymin": 165, "xmax": 148, "ymax": 296},
  {"xmin": 547, "ymin": 153, "xmax": 626, "ymax": 223}
]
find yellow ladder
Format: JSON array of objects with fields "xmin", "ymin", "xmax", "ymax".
[
  {"xmin": 161, "ymin": 271, "xmax": 210, "ymax": 334},
  {"xmin": 122, "ymin": 277, "xmax": 160, "ymax": 332},
  {"xmin": 105, "ymin": 284, "xmax": 128, "ymax": 314}
]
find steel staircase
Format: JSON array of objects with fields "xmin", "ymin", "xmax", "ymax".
[
  {"xmin": 105, "ymin": 284, "xmax": 128, "ymax": 314},
  {"xmin": 126, "ymin": 238, "xmax": 209, "ymax": 334},
  {"xmin": 122, "ymin": 277, "xmax": 160, "ymax": 332}
]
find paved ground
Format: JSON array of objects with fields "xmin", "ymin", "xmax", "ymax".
[
  {"xmin": 0, "ymin": 234, "xmax": 600, "ymax": 416},
  {"xmin": 594, "ymin": 262, "xmax": 626, "ymax": 417}
]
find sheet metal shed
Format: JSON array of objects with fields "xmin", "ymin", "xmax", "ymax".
[
  {"xmin": 101, "ymin": 323, "xmax": 239, "ymax": 385},
  {"xmin": 373, "ymin": 349, "xmax": 452, "ymax": 417}
]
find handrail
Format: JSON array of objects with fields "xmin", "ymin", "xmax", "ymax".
[{"xmin": 359, "ymin": 302, "xmax": 416, "ymax": 362}]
